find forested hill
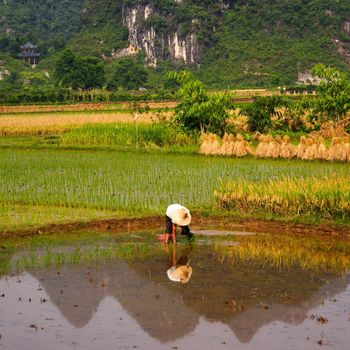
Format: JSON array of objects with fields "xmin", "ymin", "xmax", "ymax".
[{"xmin": 1, "ymin": 0, "xmax": 350, "ymax": 87}]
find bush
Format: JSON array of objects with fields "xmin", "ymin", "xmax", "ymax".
[
  {"xmin": 171, "ymin": 71, "xmax": 234, "ymax": 135},
  {"xmin": 240, "ymin": 95, "xmax": 288, "ymax": 133}
]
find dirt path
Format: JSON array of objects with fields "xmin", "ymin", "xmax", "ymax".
[{"xmin": 1, "ymin": 214, "xmax": 349, "ymax": 240}]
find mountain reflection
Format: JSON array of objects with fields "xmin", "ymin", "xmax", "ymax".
[{"xmin": 29, "ymin": 245, "xmax": 350, "ymax": 343}]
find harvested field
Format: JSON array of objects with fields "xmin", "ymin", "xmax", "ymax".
[
  {"xmin": 0, "ymin": 111, "xmax": 172, "ymax": 135},
  {"xmin": 0, "ymin": 101, "xmax": 177, "ymax": 114}
]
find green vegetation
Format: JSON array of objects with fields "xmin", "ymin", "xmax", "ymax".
[
  {"xmin": 59, "ymin": 122, "xmax": 194, "ymax": 148},
  {"xmin": 54, "ymin": 49, "xmax": 105, "ymax": 89},
  {"xmin": 215, "ymin": 177, "xmax": 350, "ymax": 220},
  {"xmin": 1, "ymin": 0, "xmax": 350, "ymax": 97},
  {"xmin": 0, "ymin": 148, "xmax": 349, "ymax": 232},
  {"xmin": 307, "ymin": 63, "xmax": 350, "ymax": 121},
  {"xmin": 107, "ymin": 56, "xmax": 148, "ymax": 90},
  {"xmin": 171, "ymin": 71, "xmax": 234, "ymax": 135},
  {"xmin": 240, "ymin": 95, "xmax": 288, "ymax": 132}
]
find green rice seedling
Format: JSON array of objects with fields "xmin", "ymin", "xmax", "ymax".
[{"xmin": 1, "ymin": 149, "xmax": 349, "ymax": 231}]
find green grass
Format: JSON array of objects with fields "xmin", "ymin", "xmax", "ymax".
[
  {"xmin": 59, "ymin": 123, "xmax": 194, "ymax": 148},
  {"xmin": 0, "ymin": 148, "xmax": 349, "ymax": 231},
  {"xmin": 0, "ymin": 204, "xmax": 120, "ymax": 232}
]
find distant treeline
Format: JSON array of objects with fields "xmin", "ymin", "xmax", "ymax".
[{"xmin": 0, "ymin": 87, "xmax": 174, "ymax": 105}]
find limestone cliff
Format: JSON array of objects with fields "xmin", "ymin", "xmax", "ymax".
[{"xmin": 119, "ymin": 1, "xmax": 228, "ymax": 67}]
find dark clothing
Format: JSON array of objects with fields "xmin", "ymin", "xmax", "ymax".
[{"xmin": 165, "ymin": 215, "xmax": 192, "ymax": 239}]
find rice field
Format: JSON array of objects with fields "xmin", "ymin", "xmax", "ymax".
[
  {"xmin": 0, "ymin": 111, "xmax": 172, "ymax": 136},
  {"xmin": 215, "ymin": 177, "xmax": 350, "ymax": 220},
  {"xmin": 0, "ymin": 148, "xmax": 349, "ymax": 231},
  {"xmin": 0, "ymin": 101, "xmax": 176, "ymax": 114}
]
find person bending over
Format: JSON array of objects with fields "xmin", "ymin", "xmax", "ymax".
[{"xmin": 164, "ymin": 203, "xmax": 192, "ymax": 244}]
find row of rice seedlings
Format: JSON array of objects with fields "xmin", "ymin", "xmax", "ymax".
[
  {"xmin": 215, "ymin": 177, "xmax": 350, "ymax": 220},
  {"xmin": 200, "ymin": 133, "xmax": 350, "ymax": 162},
  {"xmin": 1, "ymin": 149, "xmax": 349, "ymax": 229}
]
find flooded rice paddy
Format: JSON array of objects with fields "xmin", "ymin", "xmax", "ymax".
[{"xmin": 0, "ymin": 231, "xmax": 350, "ymax": 350}]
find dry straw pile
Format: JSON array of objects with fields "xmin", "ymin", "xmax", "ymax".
[
  {"xmin": 200, "ymin": 132, "xmax": 350, "ymax": 162},
  {"xmin": 200, "ymin": 133, "xmax": 254, "ymax": 157}
]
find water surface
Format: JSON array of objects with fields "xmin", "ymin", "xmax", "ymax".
[{"xmin": 0, "ymin": 240, "xmax": 349, "ymax": 349}]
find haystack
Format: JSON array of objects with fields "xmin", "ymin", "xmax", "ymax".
[
  {"xmin": 234, "ymin": 134, "xmax": 248, "ymax": 157},
  {"xmin": 255, "ymin": 135, "xmax": 269, "ymax": 158},
  {"xmin": 219, "ymin": 133, "xmax": 234, "ymax": 156},
  {"xmin": 208, "ymin": 133, "xmax": 221, "ymax": 155},
  {"xmin": 199, "ymin": 133, "xmax": 211, "ymax": 155},
  {"xmin": 314, "ymin": 136, "xmax": 328, "ymax": 160},
  {"xmin": 327, "ymin": 137, "xmax": 348, "ymax": 161},
  {"xmin": 295, "ymin": 136, "xmax": 307, "ymax": 159},
  {"xmin": 279, "ymin": 135, "xmax": 296, "ymax": 159},
  {"xmin": 265, "ymin": 135, "xmax": 277, "ymax": 158},
  {"xmin": 302, "ymin": 137, "xmax": 317, "ymax": 160}
]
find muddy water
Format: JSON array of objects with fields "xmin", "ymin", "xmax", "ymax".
[{"xmin": 0, "ymin": 243, "xmax": 350, "ymax": 350}]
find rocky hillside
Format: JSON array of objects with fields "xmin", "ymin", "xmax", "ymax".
[{"xmin": 1, "ymin": 0, "xmax": 350, "ymax": 87}]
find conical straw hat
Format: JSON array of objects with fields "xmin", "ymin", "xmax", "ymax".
[
  {"xmin": 172, "ymin": 207, "xmax": 192, "ymax": 226},
  {"xmin": 167, "ymin": 265, "xmax": 193, "ymax": 284}
]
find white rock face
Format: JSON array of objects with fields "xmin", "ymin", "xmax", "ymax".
[
  {"xmin": 121, "ymin": 3, "xmax": 200, "ymax": 67},
  {"xmin": 123, "ymin": 5, "xmax": 157, "ymax": 66}
]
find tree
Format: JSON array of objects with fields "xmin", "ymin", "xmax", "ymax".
[
  {"xmin": 108, "ymin": 57, "xmax": 148, "ymax": 90},
  {"xmin": 54, "ymin": 49, "xmax": 105, "ymax": 89},
  {"xmin": 240, "ymin": 95, "xmax": 287, "ymax": 133},
  {"xmin": 309, "ymin": 64, "xmax": 350, "ymax": 121},
  {"xmin": 170, "ymin": 71, "xmax": 234, "ymax": 135}
]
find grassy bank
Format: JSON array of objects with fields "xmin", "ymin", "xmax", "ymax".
[{"xmin": 0, "ymin": 148, "xmax": 349, "ymax": 232}]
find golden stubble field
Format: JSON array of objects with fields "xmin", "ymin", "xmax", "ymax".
[{"xmin": 0, "ymin": 102, "xmax": 174, "ymax": 135}]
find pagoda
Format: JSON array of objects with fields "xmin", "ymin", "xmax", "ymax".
[{"xmin": 17, "ymin": 42, "xmax": 40, "ymax": 66}]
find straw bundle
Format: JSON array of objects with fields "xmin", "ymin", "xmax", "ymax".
[
  {"xmin": 295, "ymin": 136, "xmax": 307, "ymax": 159},
  {"xmin": 279, "ymin": 135, "xmax": 296, "ymax": 158},
  {"xmin": 199, "ymin": 133, "xmax": 212, "ymax": 155},
  {"xmin": 207, "ymin": 133, "xmax": 221, "ymax": 155},
  {"xmin": 255, "ymin": 135, "xmax": 269, "ymax": 158},
  {"xmin": 314, "ymin": 136, "xmax": 328, "ymax": 160},
  {"xmin": 219, "ymin": 133, "xmax": 235, "ymax": 156},
  {"xmin": 265, "ymin": 135, "xmax": 278, "ymax": 158},
  {"xmin": 233, "ymin": 134, "xmax": 248, "ymax": 157},
  {"xmin": 302, "ymin": 138, "xmax": 317, "ymax": 160},
  {"xmin": 327, "ymin": 137, "xmax": 348, "ymax": 161}
]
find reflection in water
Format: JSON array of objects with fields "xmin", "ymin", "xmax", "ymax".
[
  {"xmin": 166, "ymin": 245, "xmax": 193, "ymax": 284},
  {"xmin": 0, "ymin": 244, "xmax": 350, "ymax": 349}
]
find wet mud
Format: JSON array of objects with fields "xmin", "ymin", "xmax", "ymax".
[{"xmin": 1, "ymin": 214, "xmax": 350, "ymax": 239}]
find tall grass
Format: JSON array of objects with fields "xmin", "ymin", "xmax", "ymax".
[
  {"xmin": 59, "ymin": 123, "xmax": 194, "ymax": 147},
  {"xmin": 215, "ymin": 177, "xmax": 350, "ymax": 220}
]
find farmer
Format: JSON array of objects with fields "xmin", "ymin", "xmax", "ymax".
[{"xmin": 164, "ymin": 203, "xmax": 192, "ymax": 244}]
